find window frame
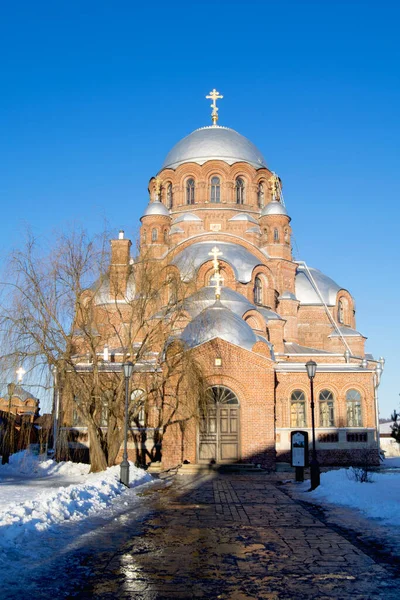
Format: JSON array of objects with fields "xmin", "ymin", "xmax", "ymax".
[
  {"xmin": 257, "ymin": 181, "xmax": 265, "ymax": 208},
  {"xmin": 186, "ymin": 178, "xmax": 195, "ymax": 205},
  {"xmin": 319, "ymin": 389, "xmax": 335, "ymax": 427},
  {"xmin": 254, "ymin": 275, "xmax": 263, "ymax": 305},
  {"xmin": 235, "ymin": 177, "xmax": 245, "ymax": 204},
  {"xmin": 346, "ymin": 389, "xmax": 363, "ymax": 427},
  {"xmin": 290, "ymin": 390, "xmax": 307, "ymax": 428},
  {"xmin": 167, "ymin": 183, "xmax": 173, "ymax": 209},
  {"xmin": 210, "ymin": 176, "xmax": 221, "ymax": 203}
]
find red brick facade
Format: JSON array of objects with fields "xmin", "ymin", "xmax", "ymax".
[{"xmin": 68, "ymin": 122, "xmax": 382, "ymax": 468}]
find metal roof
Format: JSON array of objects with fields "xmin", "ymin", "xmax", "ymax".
[
  {"xmin": 283, "ymin": 342, "xmax": 330, "ymax": 355},
  {"xmin": 173, "ymin": 240, "xmax": 262, "ymax": 283},
  {"xmin": 329, "ymin": 326, "xmax": 364, "ymax": 338},
  {"xmin": 261, "ymin": 201, "xmax": 289, "ymax": 217},
  {"xmin": 295, "ymin": 264, "xmax": 342, "ymax": 306},
  {"xmin": 161, "ymin": 126, "xmax": 267, "ymax": 170},
  {"xmin": 181, "ymin": 300, "xmax": 264, "ymax": 351},
  {"xmin": 173, "ymin": 213, "xmax": 203, "ymax": 223},
  {"xmin": 142, "ymin": 200, "xmax": 170, "ymax": 217}
]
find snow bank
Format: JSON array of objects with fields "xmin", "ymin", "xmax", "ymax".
[
  {"xmin": 300, "ymin": 467, "xmax": 400, "ymax": 525},
  {"xmin": 383, "ymin": 456, "xmax": 400, "ymax": 468},
  {"xmin": 0, "ymin": 452, "xmax": 152, "ymax": 552},
  {"xmin": 1, "ymin": 450, "xmax": 89, "ymax": 477}
]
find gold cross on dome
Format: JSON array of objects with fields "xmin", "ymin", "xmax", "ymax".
[
  {"xmin": 208, "ymin": 246, "xmax": 223, "ymax": 271},
  {"xmin": 269, "ymin": 172, "xmax": 281, "ymax": 202},
  {"xmin": 154, "ymin": 176, "xmax": 162, "ymax": 201},
  {"xmin": 206, "ymin": 89, "xmax": 223, "ymax": 125},
  {"xmin": 211, "ymin": 271, "xmax": 224, "ymax": 300}
]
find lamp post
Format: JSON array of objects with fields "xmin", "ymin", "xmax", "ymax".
[
  {"xmin": 120, "ymin": 361, "xmax": 134, "ymax": 487},
  {"xmin": 305, "ymin": 360, "xmax": 320, "ymax": 490}
]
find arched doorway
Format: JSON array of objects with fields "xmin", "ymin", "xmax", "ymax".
[{"xmin": 198, "ymin": 386, "xmax": 240, "ymax": 463}]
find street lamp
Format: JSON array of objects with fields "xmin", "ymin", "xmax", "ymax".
[
  {"xmin": 120, "ymin": 361, "xmax": 134, "ymax": 487},
  {"xmin": 305, "ymin": 360, "xmax": 320, "ymax": 490}
]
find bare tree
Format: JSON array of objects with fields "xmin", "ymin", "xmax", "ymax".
[{"xmin": 0, "ymin": 227, "xmax": 206, "ymax": 472}]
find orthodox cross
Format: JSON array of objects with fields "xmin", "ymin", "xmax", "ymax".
[
  {"xmin": 154, "ymin": 176, "xmax": 162, "ymax": 201},
  {"xmin": 269, "ymin": 172, "xmax": 281, "ymax": 202},
  {"xmin": 211, "ymin": 271, "xmax": 224, "ymax": 300},
  {"xmin": 16, "ymin": 366, "xmax": 25, "ymax": 382},
  {"xmin": 206, "ymin": 88, "xmax": 223, "ymax": 125},
  {"xmin": 208, "ymin": 246, "xmax": 223, "ymax": 300},
  {"xmin": 208, "ymin": 246, "xmax": 223, "ymax": 271}
]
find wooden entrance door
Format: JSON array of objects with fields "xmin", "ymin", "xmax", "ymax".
[{"xmin": 198, "ymin": 386, "xmax": 240, "ymax": 463}]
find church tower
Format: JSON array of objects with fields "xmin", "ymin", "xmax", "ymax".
[{"xmin": 69, "ymin": 89, "xmax": 382, "ymax": 471}]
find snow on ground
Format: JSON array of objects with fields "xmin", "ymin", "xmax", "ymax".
[
  {"xmin": 298, "ymin": 457, "xmax": 400, "ymax": 525},
  {"xmin": 0, "ymin": 451, "xmax": 152, "ymax": 563}
]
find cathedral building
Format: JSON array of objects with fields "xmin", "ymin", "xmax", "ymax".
[{"xmin": 68, "ymin": 90, "xmax": 383, "ymax": 469}]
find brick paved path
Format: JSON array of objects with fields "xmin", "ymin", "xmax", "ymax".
[{"xmin": 79, "ymin": 472, "xmax": 398, "ymax": 599}]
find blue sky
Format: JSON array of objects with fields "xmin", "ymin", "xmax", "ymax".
[{"xmin": 1, "ymin": 1, "xmax": 399, "ymax": 416}]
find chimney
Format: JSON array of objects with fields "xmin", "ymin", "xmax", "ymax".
[{"xmin": 110, "ymin": 233, "xmax": 132, "ymax": 299}]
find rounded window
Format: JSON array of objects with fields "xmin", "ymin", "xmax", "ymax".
[
  {"xmin": 236, "ymin": 178, "xmax": 245, "ymax": 204},
  {"xmin": 205, "ymin": 386, "xmax": 238, "ymax": 405},
  {"xmin": 167, "ymin": 183, "xmax": 173, "ymax": 209},
  {"xmin": 210, "ymin": 176, "xmax": 221, "ymax": 203},
  {"xmin": 131, "ymin": 389, "xmax": 146, "ymax": 426},
  {"xmin": 319, "ymin": 390, "xmax": 335, "ymax": 427},
  {"xmin": 257, "ymin": 182, "xmax": 265, "ymax": 208},
  {"xmin": 346, "ymin": 389, "xmax": 362, "ymax": 427},
  {"xmin": 254, "ymin": 276, "xmax": 263, "ymax": 305},
  {"xmin": 290, "ymin": 390, "xmax": 306, "ymax": 428},
  {"xmin": 186, "ymin": 179, "xmax": 195, "ymax": 205}
]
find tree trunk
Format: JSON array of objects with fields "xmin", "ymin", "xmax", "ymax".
[
  {"xmin": 106, "ymin": 416, "xmax": 123, "ymax": 467},
  {"xmin": 87, "ymin": 422, "xmax": 108, "ymax": 472}
]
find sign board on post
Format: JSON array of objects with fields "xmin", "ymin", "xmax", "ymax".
[{"xmin": 291, "ymin": 431, "xmax": 309, "ymax": 468}]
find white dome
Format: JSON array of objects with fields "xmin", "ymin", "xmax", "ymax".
[
  {"xmin": 181, "ymin": 300, "xmax": 260, "ymax": 351},
  {"xmin": 161, "ymin": 126, "xmax": 267, "ymax": 170},
  {"xmin": 295, "ymin": 265, "xmax": 343, "ymax": 306},
  {"xmin": 142, "ymin": 200, "xmax": 170, "ymax": 217},
  {"xmin": 183, "ymin": 286, "xmax": 255, "ymax": 318},
  {"xmin": 261, "ymin": 201, "xmax": 288, "ymax": 217}
]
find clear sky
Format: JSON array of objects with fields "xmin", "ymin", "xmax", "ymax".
[{"xmin": 1, "ymin": 0, "xmax": 399, "ymax": 417}]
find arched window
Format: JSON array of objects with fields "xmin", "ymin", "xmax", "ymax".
[
  {"xmin": 346, "ymin": 389, "xmax": 362, "ymax": 427},
  {"xmin": 290, "ymin": 390, "xmax": 306, "ymax": 428},
  {"xmin": 131, "ymin": 389, "xmax": 146, "ymax": 427},
  {"xmin": 338, "ymin": 299, "xmax": 345, "ymax": 324},
  {"xmin": 186, "ymin": 179, "xmax": 195, "ymax": 205},
  {"xmin": 205, "ymin": 386, "xmax": 239, "ymax": 405},
  {"xmin": 274, "ymin": 228, "xmax": 279, "ymax": 242},
  {"xmin": 151, "ymin": 228, "xmax": 158, "ymax": 242},
  {"xmin": 319, "ymin": 390, "xmax": 335, "ymax": 427},
  {"xmin": 236, "ymin": 178, "xmax": 245, "ymax": 204},
  {"xmin": 284, "ymin": 228, "xmax": 290, "ymax": 244},
  {"xmin": 168, "ymin": 276, "xmax": 178, "ymax": 305},
  {"xmin": 142, "ymin": 229, "xmax": 147, "ymax": 243},
  {"xmin": 263, "ymin": 228, "xmax": 268, "ymax": 242},
  {"xmin": 210, "ymin": 176, "xmax": 221, "ymax": 203},
  {"xmin": 258, "ymin": 182, "xmax": 265, "ymax": 208},
  {"xmin": 254, "ymin": 276, "xmax": 263, "ymax": 305},
  {"xmin": 163, "ymin": 229, "xmax": 168, "ymax": 243},
  {"xmin": 167, "ymin": 183, "xmax": 173, "ymax": 209}
]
